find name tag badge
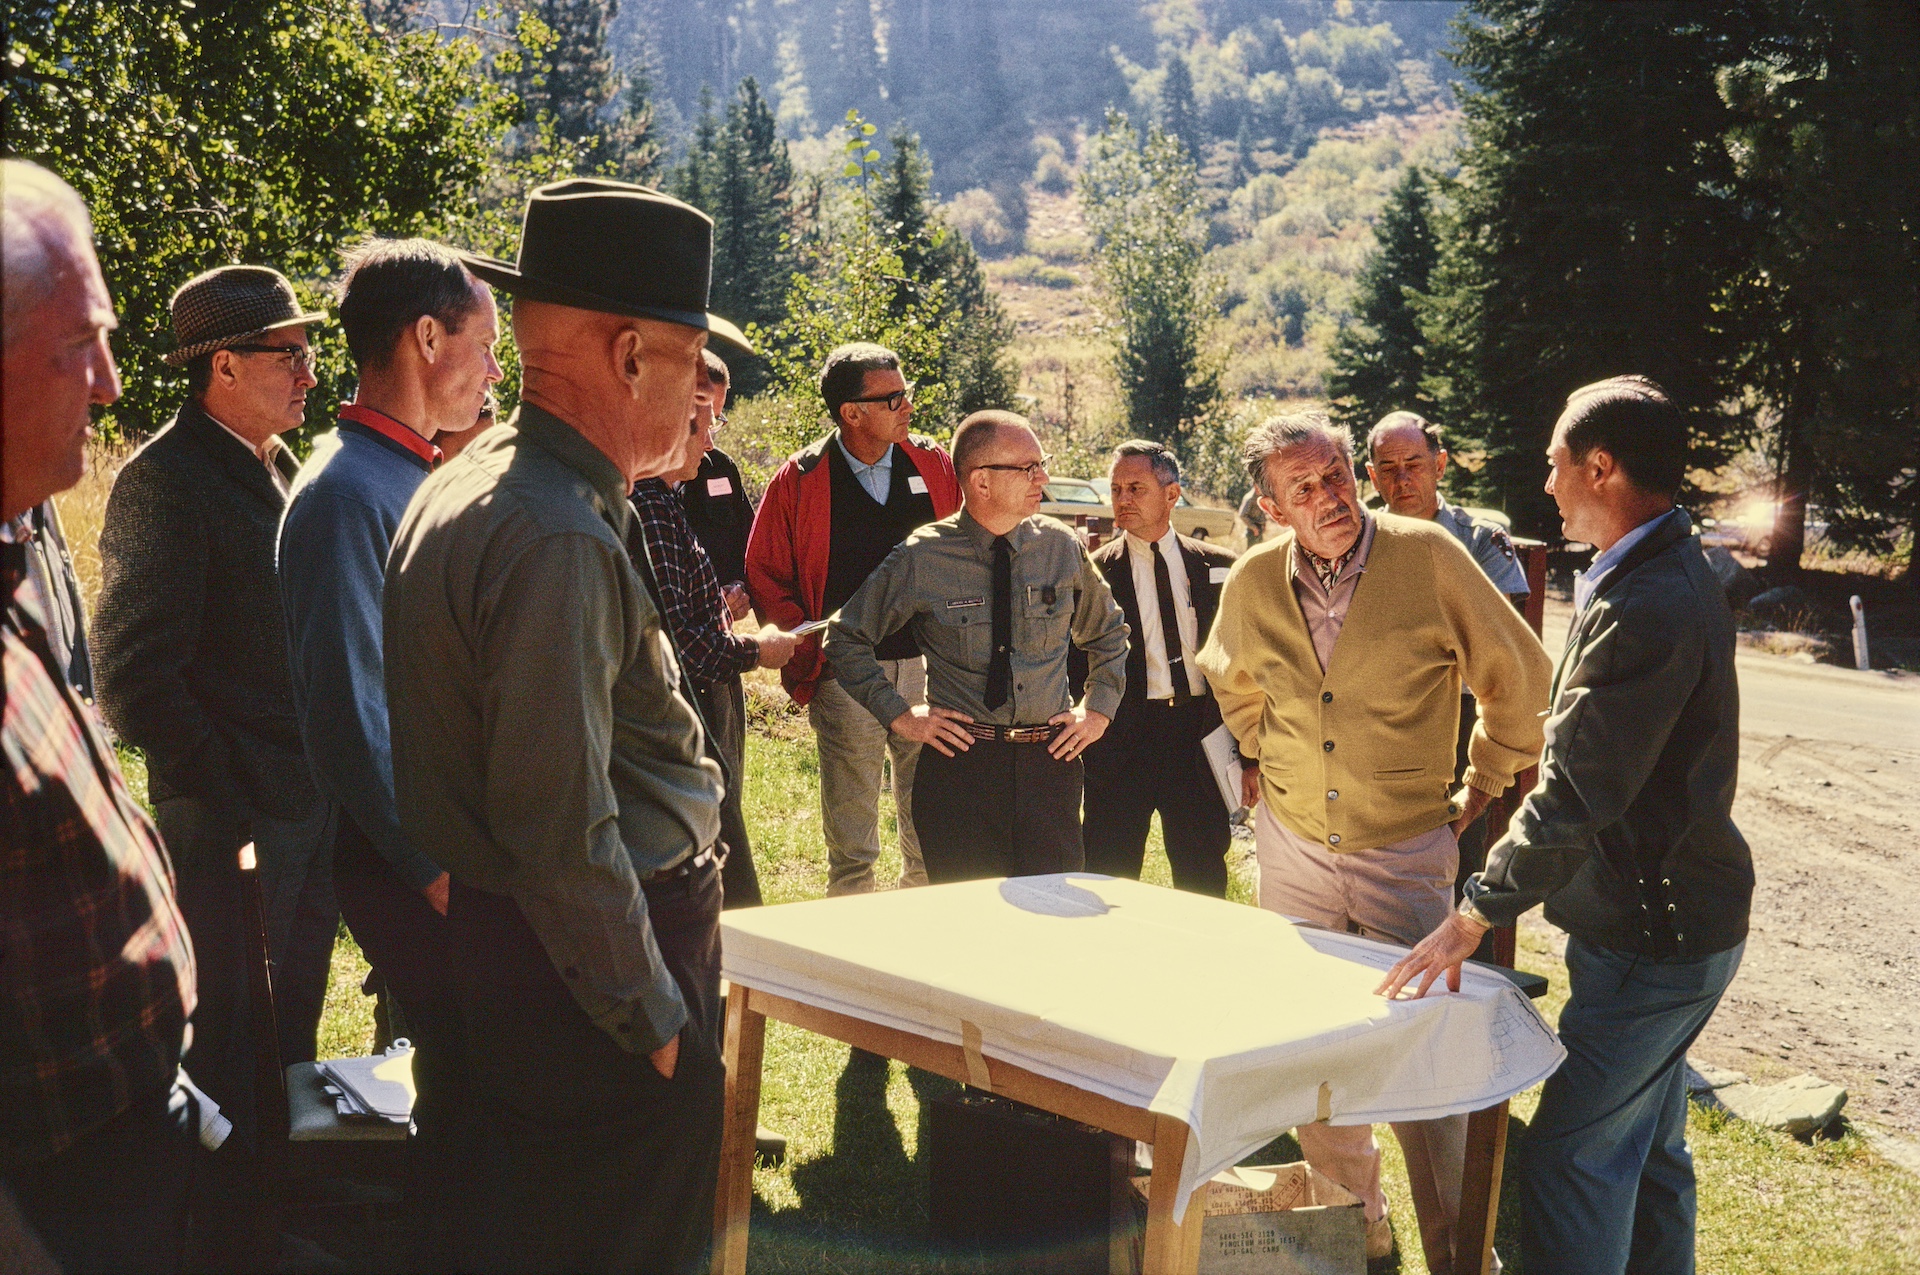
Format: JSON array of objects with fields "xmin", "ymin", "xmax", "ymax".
[
  {"xmin": 947, "ymin": 597, "xmax": 984, "ymax": 609},
  {"xmin": 1210, "ymin": 566, "xmax": 1229, "ymax": 584},
  {"xmin": 706, "ymin": 476, "xmax": 733, "ymax": 496},
  {"xmin": 908, "ymin": 475, "xmax": 929, "ymax": 494}
]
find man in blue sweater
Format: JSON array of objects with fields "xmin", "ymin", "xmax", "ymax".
[{"xmin": 277, "ymin": 237, "xmax": 501, "ymax": 1260}]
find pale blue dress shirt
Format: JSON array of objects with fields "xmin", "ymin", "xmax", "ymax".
[{"xmin": 836, "ymin": 435, "xmax": 895, "ymax": 503}]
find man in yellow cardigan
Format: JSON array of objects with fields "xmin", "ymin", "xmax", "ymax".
[{"xmin": 1197, "ymin": 413, "xmax": 1552, "ymax": 1272}]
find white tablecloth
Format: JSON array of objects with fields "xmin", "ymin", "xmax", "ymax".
[{"xmin": 721, "ymin": 874, "xmax": 1564, "ymax": 1220}]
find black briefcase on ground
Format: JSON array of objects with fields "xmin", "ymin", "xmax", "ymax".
[{"xmin": 926, "ymin": 1089, "xmax": 1135, "ymax": 1274}]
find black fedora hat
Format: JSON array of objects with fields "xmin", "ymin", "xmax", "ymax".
[{"xmin": 459, "ymin": 179, "xmax": 752, "ymax": 352}]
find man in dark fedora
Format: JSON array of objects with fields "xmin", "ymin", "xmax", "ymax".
[
  {"xmin": 93, "ymin": 267, "xmax": 337, "ymax": 1186},
  {"xmin": 383, "ymin": 180, "xmax": 749, "ymax": 1275}
]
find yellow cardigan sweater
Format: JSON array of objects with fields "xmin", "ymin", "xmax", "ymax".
[{"xmin": 1197, "ymin": 513, "xmax": 1552, "ymax": 852}]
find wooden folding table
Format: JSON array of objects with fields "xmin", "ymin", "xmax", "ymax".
[{"xmin": 709, "ymin": 877, "xmax": 1558, "ymax": 1275}]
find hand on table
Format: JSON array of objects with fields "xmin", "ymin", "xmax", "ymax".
[
  {"xmin": 722, "ymin": 582, "xmax": 752, "ymax": 622},
  {"xmin": 754, "ymin": 625, "xmax": 798, "ymax": 669},
  {"xmin": 422, "ymin": 872, "xmax": 450, "ymax": 917},
  {"xmin": 1046, "ymin": 707, "xmax": 1109, "ymax": 761},
  {"xmin": 650, "ymin": 1032, "xmax": 680, "ymax": 1079},
  {"xmin": 891, "ymin": 704, "xmax": 975, "ymax": 756},
  {"xmin": 1449, "ymin": 785, "xmax": 1493, "ymax": 839},
  {"xmin": 1375, "ymin": 911, "xmax": 1490, "ymax": 1000}
]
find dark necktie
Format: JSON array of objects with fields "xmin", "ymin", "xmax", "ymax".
[
  {"xmin": 1150, "ymin": 540, "xmax": 1191, "ymax": 706},
  {"xmin": 985, "ymin": 535, "xmax": 1013, "ymax": 711}
]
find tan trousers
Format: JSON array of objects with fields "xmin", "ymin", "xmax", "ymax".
[
  {"xmin": 1255, "ymin": 802, "xmax": 1478, "ymax": 1274},
  {"xmin": 808, "ymin": 659, "xmax": 928, "ymax": 895}
]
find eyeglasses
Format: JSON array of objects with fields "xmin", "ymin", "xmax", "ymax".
[
  {"xmin": 227, "ymin": 344, "xmax": 316, "ymax": 375},
  {"xmin": 711, "ymin": 411, "xmax": 728, "ymax": 431},
  {"xmin": 844, "ymin": 385, "xmax": 914, "ymax": 412},
  {"xmin": 976, "ymin": 453, "xmax": 1054, "ymax": 481}
]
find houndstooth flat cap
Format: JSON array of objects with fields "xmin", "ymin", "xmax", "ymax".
[{"xmin": 163, "ymin": 265, "xmax": 328, "ymax": 365}]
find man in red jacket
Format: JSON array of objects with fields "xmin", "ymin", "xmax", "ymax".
[{"xmin": 745, "ymin": 343, "xmax": 960, "ymax": 894}]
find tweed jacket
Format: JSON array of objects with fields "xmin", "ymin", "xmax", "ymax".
[
  {"xmin": 93, "ymin": 398, "xmax": 315, "ymax": 821},
  {"xmin": 1467, "ymin": 510, "xmax": 1752, "ymax": 957}
]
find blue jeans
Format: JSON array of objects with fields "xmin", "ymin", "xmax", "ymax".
[{"xmin": 1522, "ymin": 936, "xmax": 1743, "ymax": 1275}]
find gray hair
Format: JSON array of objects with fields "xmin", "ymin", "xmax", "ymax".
[
  {"xmin": 1243, "ymin": 412, "xmax": 1354, "ymax": 500},
  {"xmin": 1110, "ymin": 438, "xmax": 1181, "ymax": 487},
  {"xmin": 1366, "ymin": 410, "xmax": 1443, "ymax": 457},
  {"xmin": 2, "ymin": 160, "xmax": 92, "ymax": 349}
]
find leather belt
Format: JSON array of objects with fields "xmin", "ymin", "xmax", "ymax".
[
  {"xmin": 964, "ymin": 722, "xmax": 1062, "ymax": 745},
  {"xmin": 640, "ymin": 841, "xmax": 720, "ymax": 885}
]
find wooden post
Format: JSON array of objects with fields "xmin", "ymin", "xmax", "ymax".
[
  {"xmin": 711, "ymin": 988, "xmax": 767, "ymax": 1275},
  {"xmin": 1454, "ymin": 1101, "xmax": 1512, "ymax": 1274},
  {"xmin": 1140, "ymin": 1114, "xmax": 1208, "ymax": 1275}
]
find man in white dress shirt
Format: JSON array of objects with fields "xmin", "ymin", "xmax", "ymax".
[{"xmin": 1076, "ymin": 440, "xmax": 1238, "ymax": 894}]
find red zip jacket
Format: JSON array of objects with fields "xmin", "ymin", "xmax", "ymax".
[{"xmin": 744, "ymin": 431, "xmax": 961, "ymax": 705}]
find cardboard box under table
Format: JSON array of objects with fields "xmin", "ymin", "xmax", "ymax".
[{"xmin": 713, "ymin": 875, "xmax": 1564, "ymax": 1275}]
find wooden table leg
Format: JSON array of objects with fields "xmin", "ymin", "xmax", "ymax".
[
  {"xmin": 712, "ymin": 989, "xmax": 767, "ymax": 1275},
  {"xmin": 1454, "ymin": 1099, "xmax": 1510, "ymax": 1275},
  {"xmin": 1140, "ymin": 1113, "xmax": 1208, "ymax": 1275}
]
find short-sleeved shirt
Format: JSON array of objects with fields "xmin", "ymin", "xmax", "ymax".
[
  {"xmin": 824, "ymin": 509, "xmax": 1130, "ymax": 728},
  {"xmin": 1433, "ymin": 498, "xmax": 1529, "ymax": 598}
]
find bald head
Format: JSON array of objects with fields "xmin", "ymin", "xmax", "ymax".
[
  {"xmin": 511, "ymin": 296, "xmax": 710, "ymax": 484},
  {"xmin": 1365, "ymin": 411, "xmax": 1448, "ymax": 520},
  {"xmin": 3, "ymin": 160, "xmax": 120, "ymax": 520}
]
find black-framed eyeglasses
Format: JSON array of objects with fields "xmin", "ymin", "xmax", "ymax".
[
  {"xmin": 226, "ymin": 344, "xmax": 316, "ymax": 375},
  {"xmin": 844, "ymin": 385, "xmax": 914, "ymax": 412},
  {"xmin": 976, "ymin": 453, "xmax": 1054, "ymax": 481}
]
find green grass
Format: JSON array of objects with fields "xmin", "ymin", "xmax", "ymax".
[{"xmin": 116, "ymin": 690, "xmax": 1915, "ymax": 1272}]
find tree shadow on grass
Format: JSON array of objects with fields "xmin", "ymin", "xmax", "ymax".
[{"xmin": 752, "ymin": 1051, "xmax": 978, "ymax": 1273}]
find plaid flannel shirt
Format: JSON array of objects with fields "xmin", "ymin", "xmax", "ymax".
[
  {"xmin": 629, "ymin": 479, "xmax": 759, "ymax": 694},
  {"xmin": 1, "ymin": 535, "xmax": 195, "ymax": 1170}
]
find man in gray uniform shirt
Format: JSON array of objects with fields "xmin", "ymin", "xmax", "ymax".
[
  {"xmin": 1367, "ymin": 410, "xmax": 1531, "ymax": 910},
  {"xmin": 1366, "ymin": 411, "xmax": 1530, "ymax": 601},
  {"xmin": 825, "ymin": 411, "xmax": 1129, "ymax": 883}
]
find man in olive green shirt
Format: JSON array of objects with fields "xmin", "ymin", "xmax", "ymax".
[
  {"xmin": 383, "ymin": 181, "xmax": 745, "ymax": 1275},
  {"xmin": 826, "ymin": 411, "xmax": 1129, "ymax": 881}
]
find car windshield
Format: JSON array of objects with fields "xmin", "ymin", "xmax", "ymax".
[{"xmin": 1043, "ymin": 482, "xmax": 1104, "ymax": 504}]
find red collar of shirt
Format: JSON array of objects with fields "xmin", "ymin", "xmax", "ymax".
[{"xmin": 338, "ymin": 403, "xmax": 442, "ymax": 468}]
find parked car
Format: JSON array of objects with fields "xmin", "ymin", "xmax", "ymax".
[{"xmin": 1038, "ymin": 477, "xmax": 1237, "ymax": 543}]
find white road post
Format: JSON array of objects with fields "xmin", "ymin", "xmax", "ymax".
[{"xmin": 1850, "ymin": 595, "xmax": 1870, "ymax": 671}]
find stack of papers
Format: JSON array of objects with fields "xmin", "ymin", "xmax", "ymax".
[{"xmin": 316, "ymin": 1042, "xmax": 415, "ymax": 1124}]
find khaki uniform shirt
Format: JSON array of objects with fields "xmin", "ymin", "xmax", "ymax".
[
  {"xmin": 825, "ymin": 509, "xmax": 1130, "ymax": 728},
  {"xmin": 383, "ymin": 403, "xmax": 722, "ymax": 1055}
]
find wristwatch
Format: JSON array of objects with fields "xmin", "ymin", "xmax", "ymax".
[{"xmin": 1457, "ymin": 899, "xmax": 1494, "ymax": 930}]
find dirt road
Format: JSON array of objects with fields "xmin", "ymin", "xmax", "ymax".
[{"xmin": 1533, "ymin": 599, "xmax": 1920, "ymax": 1137}]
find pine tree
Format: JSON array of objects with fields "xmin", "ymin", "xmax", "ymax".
[
  {"xmin": 1419, "ymin": 0, "xmax": 1754, "ymax": 534},
  {"xmin": 1080, "ymin": 110, "xmax": 1222, "ymax": 453},
  {"xmin": 676, "ymin": 79, "xmax": 801, "ymax": 394},
  {"xmin": 1158, "ymin": 55, "xmax": 1204, "ymax": 160},
  {"xmin": 871, "ymin": 130, "xmax": 1018, "ymax": 418},
  {"xmin": 1723, "ymin": 0, "xmax": 1920, "ymax": 573},
  {"xmin": 1327, "ymin": 167, "xmax": 1439, "ymax": 437},
  {"xmin": 498, "ymin": 1, "xmax": 620, "ymax": 150}
]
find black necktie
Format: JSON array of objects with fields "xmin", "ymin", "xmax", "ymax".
[
  {"xmin": 1150, "ymin": 540, "xmax": 1191, "ymax": 706},
  {"xmin": 985, "ymin": 535, "xmax": 1013, "ymax": 711}
]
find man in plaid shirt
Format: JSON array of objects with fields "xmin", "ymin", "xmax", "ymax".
[
  {"xmin": 2, "ymin": 161, "xmax": 200, "ymax": 1273},
  {"xmin": 629, "ymin": 354, "xmax": 795, "ymax": 909}
]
